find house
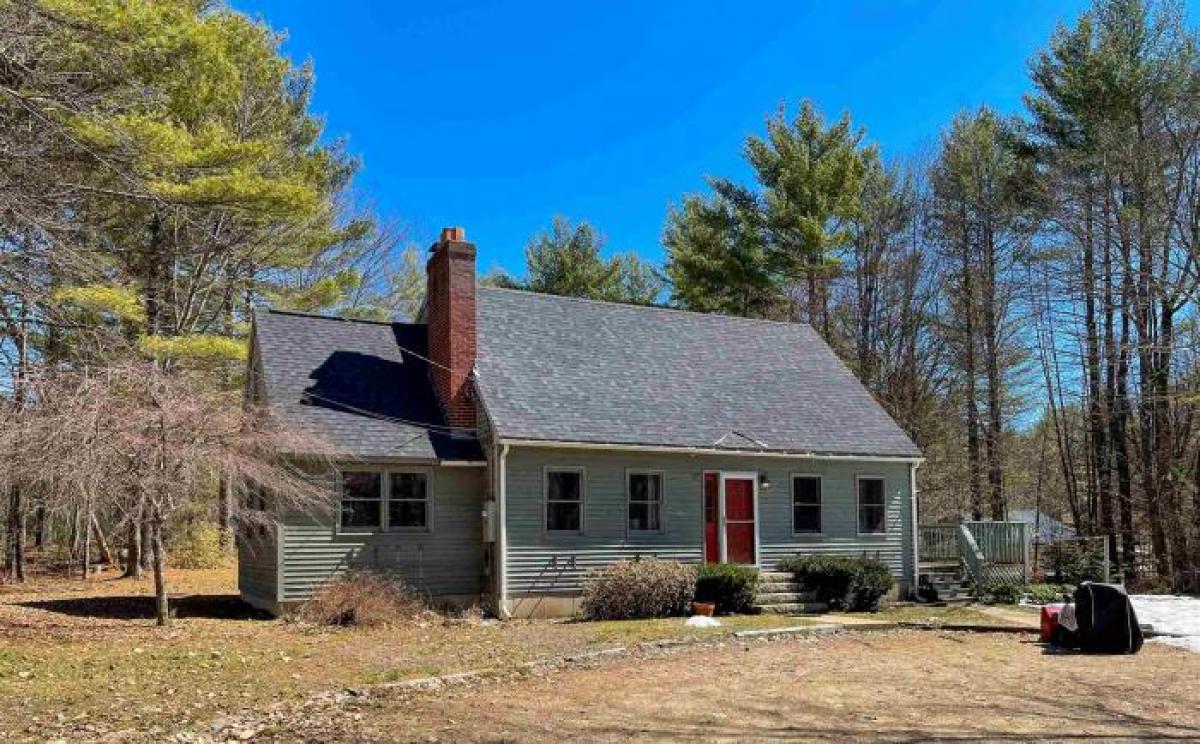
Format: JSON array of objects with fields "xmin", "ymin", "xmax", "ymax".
[{"xmin": 239, "ymin": 227, "xmax": 924, "ymax": 618}]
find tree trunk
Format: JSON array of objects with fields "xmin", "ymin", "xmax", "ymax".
[
  {"xmin": 1109, "ymin": 305, "xmax": 1135, "ymax": 580},
  {"xmin": 150, "ymin": 519, "xmax": 169, "ymax": 627},
  {"xmin": 33, "ymin": 502, "xmax": 46, "ymax": 549},
  {"xmin": 91, "ymin": 514, "xmax": 112, "ymax": 565},
  {"xmin": 218, "ymin": 476, "xmax": 233, "ymax": 549},
  {"xmin": 80, "ymin": 503, "xmax": 91, "ymax": 582},
  {"xmin": 123, "ymin": 518, "xmax": 142, "ymax": 579},
  {"xmin": 139, "ymin": 510, "xmax": 153, "ymax": 573},
  {"xmin": 1103, "ymin": 187, "xmax": 1129, "ymax": 578},
  {"xmin": 5, "ymin": 485, "xmax": 25, "ymax": 582},
  {"xmin": 5, "ymin": 301, "xmax": 29, "ymax": 582},
  {"xmin": 960, "ymin": 212, "xmax": 984, "ymax": 521},
  {"xmin": 1083, "ymin": 191, "xmax": 1112, "ymax": 547},
  {"xmin": 981, "ymin": 224, "xmax": 1004, "ymax": 520}
]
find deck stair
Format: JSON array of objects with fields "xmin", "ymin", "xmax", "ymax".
[
  {"xmin": 754, "ymin": 571, "xmax": 827, "ymax": 614},
  {"xmin": 919, "ymin": 562, "xmax": 974, "ymax": 603}
]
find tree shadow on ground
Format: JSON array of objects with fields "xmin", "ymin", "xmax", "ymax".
[{"xmin": 19, "ymin": 594, "xmax": 270, "ymax": 621}]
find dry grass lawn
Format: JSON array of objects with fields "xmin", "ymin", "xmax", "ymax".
[
  {"xmin": 3, "ymin": 564, "xmax": 1186, "ymax": 742},
  {"xmin": 277, "ymin": 630, "xmax": 1200, "ymax": 743},
  {"xmin": 0, "ymin": 564, "xmax": 824, "ymax": 741}
]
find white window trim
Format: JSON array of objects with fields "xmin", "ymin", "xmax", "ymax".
[
  {"xmin": 335, "ymin": 467, "xmax": 434, "ymax": 535},
  {"xmin": 790, "ymin": 472, "xmax": 823, "ymax": 536},
  {"xmin": 625, "ymin": 469, "xmax": 666, "ymax": 536},
  {"xmin": 386, "ymin": 467, "xmax": 434, "ymax": 534},
  {"xmin": 543, "ymin": 466, "xmax": 586, "ymax": 535},
  {"xmin": 856, "ymin": 474, "xmax": 887, "ymax": 536}
]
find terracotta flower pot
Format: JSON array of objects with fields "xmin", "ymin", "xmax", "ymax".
[{"xmin": 692, "ymin": 601, "xmax": 716, "ymax": 617}]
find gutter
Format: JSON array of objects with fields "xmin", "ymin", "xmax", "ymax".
[
  {"xmin": 910, "ymin": 460, "xmax": 921, "ymax": 597},
  {"xmin": 497, "ymin": 437, "xmax": 924, "ymax": 464},
  {"xmin": 497, "ymin": 442, "xmax": 510, "ymax": 620}
]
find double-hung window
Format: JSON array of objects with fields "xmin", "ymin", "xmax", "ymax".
[
  {"xmin": 627, "ymin": 471, "xmax": 664, "ymax": 533},
  {"xmin": 389, "ymin": 471, "xmax": 430, "ymax": 530},
  {"xmin": 340, "ymin": 471, "xmax": 383, "ymax": 529},
  {"xmin": 857, "ymin": 476, "xmax": 886, "ymax": 534},
  {"xmin": 791, "ymin": 475, "xmax": 822, "ymax": 533},
  {"xmin": 545, "ymin": 468, "xmax": 584, "ymax": 533},
  {"xmin": 338, "ymin": 470, "xmax": 430, "ymax": 531}
]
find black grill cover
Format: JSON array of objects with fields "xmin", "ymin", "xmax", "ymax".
[{"xmin": 1073, "ymin": 582, "xmax": 1143, "ymax": 654}]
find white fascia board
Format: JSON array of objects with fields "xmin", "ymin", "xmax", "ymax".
[{"xmin": 496, "ymin": 437, "xmax": 924, "ymax": 464}]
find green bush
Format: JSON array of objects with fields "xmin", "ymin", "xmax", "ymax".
[
  {"xmin": 1045, "ymin": 544, "xmax": 1107, "ymax": 584},
  {"xmin": 694, "ymin": 563, "xmax": 759, "ymax": 615},
  {"xmin": 1024, "ymin": 583, "xmax": 1074, "ymax": 604},
  {"xmin": 580, "ymin": 558, "xmax": 696, "ymax": 620},
  {"xmin": 168, "ymin": 522, "xmax": 230, "ymax": 569},
  {"xmin": 779, "ymin": 555, "xmax": 894, "ymax": 612},
  {"xmin": 981, "ymin": 580, "xmax": 1022, "ymax": 604}
]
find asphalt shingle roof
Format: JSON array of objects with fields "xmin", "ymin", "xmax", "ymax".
[
  {"xmin": 253, "ymin": 289, "xmax": 921, "ymax": 461},
  {"xmin": 253, "ymin": 309, "xmax": 483, "ymax": 461},
  {"xmin": 474, "ymin": 288, "xmax": 921, "ymax": 458}
]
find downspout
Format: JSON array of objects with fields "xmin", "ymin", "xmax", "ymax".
[
  {"xmin": 910, "ymin": 461, "xmax": 921, "ymax": 598},
  {"xmin": 497, "ymin": 442, "xmax": 510, "ymax": 619}
]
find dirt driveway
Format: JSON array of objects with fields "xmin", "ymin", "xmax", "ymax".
[{"xmin": 279, "ymin": 630, "xmax": 1200, "ymax": 743}]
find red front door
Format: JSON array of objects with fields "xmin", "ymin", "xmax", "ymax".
[
  {"xmin": 703, "ymin": 473, "xmax": 719, "ymax": 563},
  {"xmin": 724, "ymin": 477, "xmax": 756, "ymax": 565}
]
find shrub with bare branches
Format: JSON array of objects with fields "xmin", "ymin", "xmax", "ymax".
[{"xmin": 295, "ymin": 570, "xmax": 432, "ymax": 627}]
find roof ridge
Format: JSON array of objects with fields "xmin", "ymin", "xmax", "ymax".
[
  {"xmin": 258, "ymin": 306, "xmax": 401, "ymax": 326},
  {"xmin": 478, "ymin": 286, "xmax": 813, "ymax": 330}
]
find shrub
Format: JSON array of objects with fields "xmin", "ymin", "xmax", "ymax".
[
  {"xmin": 168, "ymin": 522, "xmax": 230, "ymax": 569},
  {"xmin": 1045, "ymin": 543, "xmax": 1108, "ymax": 584},
  {"xmin": 694, "ymin": 563, "xmax": 759, "ymax": 615},
  {"xmin": 1024, "ymin": 583, "xmax": 1074, "ymax": 604},
  {"xmin": 1128, "ymin": 574, "xmax": 1173, "ymax": 595},
  {"xmin": 981, "ymin": 580, "xmax": 1022, "ymax": 604},
  {"xmin": 297, "ymin": 570, "xmax": 430, "ymax": 627},
  {"xmin": 580, "ymin": 558, "xmax": 696, "ymax": 620},
  {"xmin": 779, "ymin": 555, "xmax": 894, "ymax": 612}
]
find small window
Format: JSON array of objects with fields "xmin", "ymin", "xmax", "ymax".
[
  {"xmin": 389, "ymin": 471, "xmax": 429, "ymax": 529},
  {"xmin": 340, "ymin": 471, "xmax": 382, "ymax": 529},
  {"xmin": 546, "ymin": 469, "xmax": 583, "ymax": 532},
  {"xmin": 858, "ymin": 477, "xmax": 886, "ymax": 534},
  {"xmin": 792, "ymin": 475, "xmax": 821, "ymax": 533},
  {"xmin": 628, "ymin": 472, "xmax": 663, "ymax": 532}
]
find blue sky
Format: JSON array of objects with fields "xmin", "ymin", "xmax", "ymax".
[{"xmin": 233, "ymin": 0, "xmax": 1106, "ymax": 276}]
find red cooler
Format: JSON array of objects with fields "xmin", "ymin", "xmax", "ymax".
[{"xmin": 1041, "ymin": 603, "xmax": 1065, "ymax": 642}]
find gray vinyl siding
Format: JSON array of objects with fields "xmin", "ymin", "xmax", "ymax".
[
  {"xmin": 278, "ymin": 465, "xmax": 486, "ymax": 602},
  {"xmin": 237, "ymin": 523, "xmax": 279, "ymax": 608},
  {"xmin": 504, "ymin": 447, "xmax": 914, "ymax": 596}
]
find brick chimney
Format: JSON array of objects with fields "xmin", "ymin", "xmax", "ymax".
[{"xmin": 426, "ymin": 226, "xmax": 477, "ymax": 433}]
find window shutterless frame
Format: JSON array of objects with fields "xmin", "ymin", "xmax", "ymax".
[
  {"xmin": 386, "ymin": 468, "xmax": 434, "ymax": 533},
  {"xmin": 543, "ymin": 466, "xmax": 586, "ymax": 535},
  {"xmin": 855, "ymin": 475, "xmax": 887, "ymax": 535},
  {"xmin": 790, "ymin": 472, "xmax": 823, "ymax": 535},
  {"xmin": 335, "ymin": 467, "xmax": 434, "ymax": 534},
  {"xmin": 336, "ymin": 468, "xmax": 384, "ymax": 533},
  {"xmin": 625, "ymin": 469, "xmax": 666, "ymax": 535}
]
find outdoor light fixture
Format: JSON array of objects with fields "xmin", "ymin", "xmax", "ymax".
[{"xmin": 759, "ymin": 472, "xmax": 771, "ymax": 490}]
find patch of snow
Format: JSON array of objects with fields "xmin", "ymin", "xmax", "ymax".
[
  {"xmin": 685, "ymin": 615, "xmax": 721, "ymax": 628},
  {"xmin": 1130, "ymin": 595, "xmax": 1200, "ymax": 653}
]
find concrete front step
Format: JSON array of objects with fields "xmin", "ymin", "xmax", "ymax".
[
  {"xmin": 757, "ymin": 581, "xmax": 805, "ymax": 593},
  {"xmin": 757, "ymin": 601, "xmax": 828, "ymax": 615},
  {"xmin": 756, "ymin": 591, "xmax": 819, "ymax": 604}
]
